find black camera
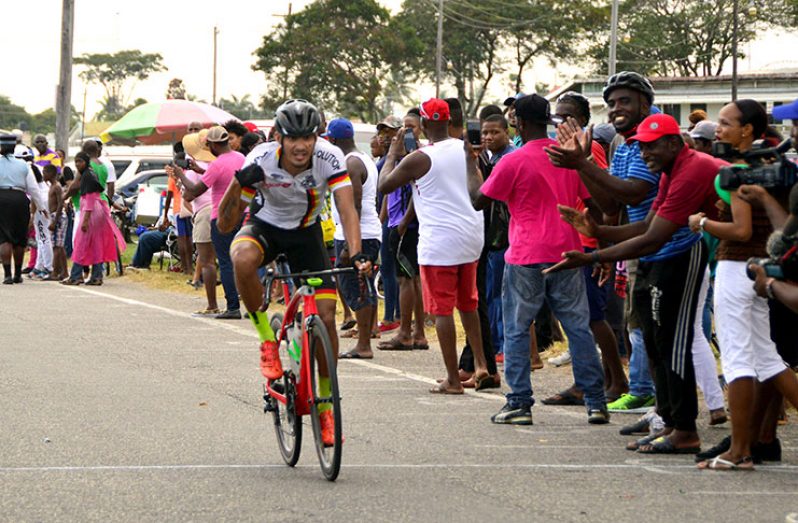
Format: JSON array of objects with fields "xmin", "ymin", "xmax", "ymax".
[
  {"xmin": 746, "ymin": 231, "xmax": 798, "ymax": 282},
  {"xmin": 716, "ymin": 139, "xmax": 797, "ymax": 190}
]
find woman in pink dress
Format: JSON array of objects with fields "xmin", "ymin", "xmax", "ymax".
[{"xmin": 61, "ymin": 152, "xmax": 125, "ymax": 286}]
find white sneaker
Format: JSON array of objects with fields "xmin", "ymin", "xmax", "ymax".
[{"xmin": 547, "ymin": 352, "xmax": 571, "ymax": 367}]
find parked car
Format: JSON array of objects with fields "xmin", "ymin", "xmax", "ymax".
[
  {"xmin": 115, "ymin": 169, "xmax": 169, "ymax": 226},
  {"xmin": 111, "ymin": 155, "xmax": 173, "ymax": 188}
]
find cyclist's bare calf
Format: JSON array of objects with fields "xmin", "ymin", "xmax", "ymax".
[{"xmin": 230, "ymin": 240, "xmax": 264, "ymax": 313}]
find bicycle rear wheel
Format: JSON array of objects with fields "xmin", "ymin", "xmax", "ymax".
[
  {"xmin": 267, "ymin": 312, "xmax": 302, "ymax": 467},
  {"xmin": 307, "ymin": 315, "xmax": 342, "ymax": 481}
]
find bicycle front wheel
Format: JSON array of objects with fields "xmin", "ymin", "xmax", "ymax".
[
  {"xmin": 267, "ymin": 312, "xmax": 302, "ymax": 467},
  {"xmin": 307, "ymin": 315, "xmax": 342, "ymax": 481}
]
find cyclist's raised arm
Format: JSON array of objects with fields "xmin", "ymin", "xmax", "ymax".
[{"xmin": 217, "ymin": 177, "xmax": 247, "ymax": 234}]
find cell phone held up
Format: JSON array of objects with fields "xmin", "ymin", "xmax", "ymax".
[
  {"xmin": 466, "ymin": 120, "xmax": 481, "ymax": 146},
  {"xmin": 404, "ymin": 129, "xmax": 417, "ymax": 153},
  {"xmin": 173, "ymin": 152, "xmax": 189, "ymax": 169}
]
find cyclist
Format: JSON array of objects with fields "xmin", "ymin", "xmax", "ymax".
[{"xmin": 216, "ymin": 99, "xmax": 371, "ymax": 445}]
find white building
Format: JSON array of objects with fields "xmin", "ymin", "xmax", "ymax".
[{"xmin": 547, "ymin": 70, "xmax": 798, "ymax": 133}]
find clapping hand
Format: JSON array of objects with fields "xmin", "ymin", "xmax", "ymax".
[
  {"xmin": 558, "ymin": 204, "xmax": 599, "ymax": 237},
  {"xmin": 544, "ymin": 117, "xmax": 592, "ymax": 169}
]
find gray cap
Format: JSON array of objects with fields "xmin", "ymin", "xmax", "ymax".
[
  {"xmin": 376, "ymin": 115, "xmax": 402, "ymax": 131},
  {"xmin": 690, "ymin": 120, "xmax": 717, "ymax": 141},
  {"xmin": 592, "ymin": 123, "xmax": 616, "ymax": 144}
]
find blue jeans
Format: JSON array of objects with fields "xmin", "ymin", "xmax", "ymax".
[
  {"xmin": 380, "ymin": 222, "xmax": 400, "ymax": 321},
  {"xmin": 70, "ymin": 262, "xmax": 103, "ymax": 281},
  {"xmin": 628, "ymin": 327, "xmax": 655, "ymax": 397},
  {"xmin": 502, "ymin": 263, "xmax": 606, "ymax": 410},
  {"xmin": 702, "ymin": 279, "xmax": 714, "ymax": 342},
  {"xmin": 131, "ymin": 229, "xmax": 168, "ymax": 268},
  {"xmin": 211, "ymin": 218, "xmax": 239, "ymax": 311},
  {"xmin": 486, "ymin": 249, "xmax": 506, "ymax": 354}
]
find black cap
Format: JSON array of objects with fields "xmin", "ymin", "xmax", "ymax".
[
  {"xmin": 514, "ymin": 94, "xmax": 562, "ymax": 126},
  {"xmin": 0, "ymin": 134, "xmax": 16, "ymax": 146}
]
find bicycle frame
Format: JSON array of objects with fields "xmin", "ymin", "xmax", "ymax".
[
  {"xmin": 265, "ymin": 281, "xmax": 320, "ymax": 417},
  {"xmin": 262, "ymin": 258, "xmax": 364, "ymax": 417}
]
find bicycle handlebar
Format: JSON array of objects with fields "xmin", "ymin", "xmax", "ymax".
[{"xmin": 260, "ymin": 265, "xmax": 375, "ymax": 310}]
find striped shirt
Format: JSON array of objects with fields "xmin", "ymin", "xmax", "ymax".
[
  {"xmin": 34, "ymin": 148, "xmax": 62, "ymax": 174},
  {"xmin": 610, "ymin": 140, "xmax": 697, "ymax": 262}
]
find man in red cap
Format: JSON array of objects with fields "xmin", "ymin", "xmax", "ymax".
[
  {"xmin": 379, "ymin": 98, "xmax": 491, "ymax": 393},
  {"xmin": 546, "ymin": 113, "xmax": 728, "ymax": 454}
]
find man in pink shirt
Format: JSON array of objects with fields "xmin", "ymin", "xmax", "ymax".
[
  {"xmin": 172, "ymin": 126, "xmax": 245, "ymax": 319},
  {"xmin": 468, "ymin": 94, "xmax": 608, "ymax": 425}
]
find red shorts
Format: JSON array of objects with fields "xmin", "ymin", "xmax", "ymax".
[{"xmin": 420, "ymin": 262, "xmax": 479, "ymax": 316}]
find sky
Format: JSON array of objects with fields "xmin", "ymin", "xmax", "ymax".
[{"xmin": 2, "ymin": 0, "xmax": 796, "ymax": 120}]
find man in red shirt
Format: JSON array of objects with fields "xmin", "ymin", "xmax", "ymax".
[{"xmin": 546, "ymin": 113, "xmax": 726, "ymax": 454}]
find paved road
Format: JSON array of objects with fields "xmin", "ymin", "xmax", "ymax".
[{"xmin": 1, "ymin": 279, "xmax": 797, "ymax": 522}]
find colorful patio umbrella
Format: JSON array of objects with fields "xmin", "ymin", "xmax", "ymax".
[{"xmin": 100, "ymin": 100, "xmax": 238, "ymax": 145}]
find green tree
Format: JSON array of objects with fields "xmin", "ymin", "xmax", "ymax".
[
  {"xmin": 166, "ymin": 78, "xmax": 187, "ymax": 100},
  {"xmin": 589, "ymin": 0, "xmax": 798, "ymax": 77},
  {"xmin": 75, "ymin": 50, "xmax": 166, "ymax": 120},
  {"xmin": 500, "ymin": 0, "xmax": 606, "ymax": 94},
  {"xmin": 218, "ymin": 94, "xmax": 267, "ymax": 120},
  {"xmin": 0, "ymin": 95, "xmax": 31, "ymax": 130},
  {"xmin": 394, "ymin": 0, "xmax": 503, "ymax": 117},
  {"xmin": 253, "ymin": 0, "xmax": 422, "ymax": 122}
]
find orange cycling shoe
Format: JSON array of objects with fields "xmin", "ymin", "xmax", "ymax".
[
  {"xmin": 319, "ymin": 410, "xmax": 341, "ymax": 447},
  {"xmin": 260, "ymin": 340, "xmax": 283, "ymax": 380}
]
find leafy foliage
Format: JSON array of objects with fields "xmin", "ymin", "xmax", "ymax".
[
  {"xmin": 589, "ymin": 0, "xmax": 798, "ymax": 77},
  {"xmin": 0, "ymin": 95, "xmax": 79, "ymax": 135},
  {"xmin": 75, "ymin": 50, "xmax": 166, "ymax": 120},
  {"xmin": 253, "ymin": 0, "xmax": 423, "ymax": 121}
]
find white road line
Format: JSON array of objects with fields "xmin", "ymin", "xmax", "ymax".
[
  {"xmin": 0, "ymin": 463, "xmax": 796, "ymax": 473},
  {"xmin": 67, "ymin": 286, "xmax": 615, "ymax": 421}
]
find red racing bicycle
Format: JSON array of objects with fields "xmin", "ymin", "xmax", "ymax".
[{"xmin": 261, "ymin": 254, "xmax": 371, "ymax": 481}]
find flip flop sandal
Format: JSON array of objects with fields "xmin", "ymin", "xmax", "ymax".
[
  {"xmin": 338, "ymin": 350, "xmax": 373, "ymax": 360},
  {"xmin": 697, "ymin": 455, "xmax": 754, "ymax": 471},
  {"xmin": 541, "ymin": 389, "xmax": 584, "ymax": 406},
  {"xmin": 340, "ymin": 329, "xmax": 360, "ymax": 339},
  {"xmin": 377, "ymin": 339, "xmax": 414, "ymax": 351},
  {"xmin": 474, "ymin": 374, "xmax": 500, "ymax": 391},
  {"xmin": 626, "ymin": 432, "xmax": 661, "ymax": 451},
  {"xmin": 339, "ymin": 319, "xmax": 357, "ymax": 331},
  {"xmin": 413, "ymin": 342, "xmax": 430, "ymax": 350},
  {"xmin": 637, "ymin": 436, "xmax": 701, "ymax": 455}
]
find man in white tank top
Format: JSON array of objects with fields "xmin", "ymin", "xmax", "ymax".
[
  {"xmin": 379, "ymin": 98, "xmax": 491, "ymax": 394},
  {"xmin": 325, "ymin": 118, "xmax": 382, "ymax": 359}
]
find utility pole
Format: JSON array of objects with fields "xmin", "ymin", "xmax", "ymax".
[
  {"xmin": 731, "ymin": 0, "xmax": 739, "ymax": 101},
  {"xmin": 273, "ymin": 2, "xmax": 293, "ymax": 100},
  {"xmin": 435, "ymin": 0, "xmax": 444, "ymax": 97},
  {"xmin": 212, "ymin": 26, "xmax": 219, "ymax": 105},
  {"xmin": 55, "ymin": 0, "xmax": 74, "ymax": 152},
  {"xmin": 608, "ymin": 0, "xmax": 619, "ymax": 77}
]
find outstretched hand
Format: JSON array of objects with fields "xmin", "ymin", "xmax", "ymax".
[
  {"xmin": 544, "ymin": 117, "xmax": 592, "ymax": 169},
  {"xmin": 542, "ymin": 250, "xmax": 593, "ymax": 275},
  {"xmin": 558, "ymin": 204, "xmax": 599, "ymax": 238}
]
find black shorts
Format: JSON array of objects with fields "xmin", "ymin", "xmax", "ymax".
[
  {"xmin": 334, "ymin": 238, "xmax": 380, "ymax": 311},
  {"xmin": 233, "ymin": 218, "xmax": 336, "ymax": 300},
  {"xmin": 0, "ymin": 189, "xmax": 30, "ymax": 247},
  {"xmin": 388, "ymin": 226, "xmax": 419, "ymax": 279},
  {"xmin": 770, "ymin": 299, "xmax": 798, "ymax": 369}
]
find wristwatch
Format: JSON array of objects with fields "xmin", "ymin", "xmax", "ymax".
[
  {"xmin": 765, "ymin": 278, "xmax": 776, "ymax": 300},
  {"xmin": 699, "ymin": 216, "xmax": 708, "ymax": 232}
]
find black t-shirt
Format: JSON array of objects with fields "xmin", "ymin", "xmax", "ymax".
[{"xmin": 79, "ymin": 168, "xmax": 103, "ymax": 196}]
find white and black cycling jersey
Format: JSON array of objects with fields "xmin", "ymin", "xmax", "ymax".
[{"xmin": 244, "ymin": 139, "xmax": 351, "ymax": 230}]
